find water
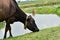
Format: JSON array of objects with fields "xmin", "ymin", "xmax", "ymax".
[{"xmin": 0, "ymin": 14, "xmax": 60, "ymax": 39}]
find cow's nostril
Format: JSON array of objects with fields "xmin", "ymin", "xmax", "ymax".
[
  {"xmin": 37, "ymin": 29, "xmax": 39, "ymax": 32},
  {"xmin": 36, "ymin": 29, "xmax": 39, "ymax": 32},
  {"xmin": 33, "ymin": 29, "xmax": 39, "ymax": 32}
]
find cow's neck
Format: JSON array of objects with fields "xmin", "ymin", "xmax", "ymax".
[
  {"xmin": 14, "ymin": 0, "xmax": 27, "ymax": 24},
  {"xmin": 15, "ymin": 8, "xmax": 27, "ymax": 24}
]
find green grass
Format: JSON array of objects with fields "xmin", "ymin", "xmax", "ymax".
[
  {"xmin": 18, "ymin": 1, "xmax": 60, "ymax": 16},
  {"xmin": 21, "ymin": 6, "xmax": 60, "ymax": 16},
  {"xmin": 18, "ymin": 0, "xmax": 60, "ymax": 8},
  {"xmin": 0, "ymin": 22, "xmax": 5, "ymax": 29},
  {"xmin": 17, "ymin": 0, "xmax": 60, "ymax": 16},
  {"xmin": 4, "ymin": 26, "xmax": 60, "ymax": 40}
]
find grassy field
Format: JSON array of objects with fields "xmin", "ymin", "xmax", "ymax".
[
  {"xmin": 3, "ymin": 26, "xmax": 60, "ymax": 40},
  {"xmin": 17, "ymin": 0, "xmax": 60, "ymax": 16},
  {"xmin": 18, "ymin": 0, "xmax": 60, "ymax": 8},
  {"xmin": 21, "ymin": 6, "xmax": 60, "ymax": 16}
]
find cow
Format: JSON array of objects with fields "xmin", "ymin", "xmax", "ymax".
[{"xmin": 0, "ymin": 0, "xmax": 39, "ymax": 39}]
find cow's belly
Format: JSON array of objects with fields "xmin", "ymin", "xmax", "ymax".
[{"xmin": 7, "ymin": 16, "xmax": 16, "ymax": 24}]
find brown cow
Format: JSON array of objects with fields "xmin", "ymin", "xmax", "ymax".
[{"xmin": 0, "ymin": 0, "xmax": 39, "ymax": 39}]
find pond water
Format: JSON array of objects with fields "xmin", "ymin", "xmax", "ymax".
[{"xmin": 0, "ymin": 14, "xmax": 60, "ymax": 39}]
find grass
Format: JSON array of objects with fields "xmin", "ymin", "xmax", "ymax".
[
  {"xmin": 18, "ymin": 1, "xmax": 60, "ymax": 16},
  {"xmin": 21, "ymin": 6, "xmax": 60, "ymax": 16},
  {"xmin": 3, "ymin": 26, "xmax": 60, "ymax": 40},
  {"xmin": 18, "ymin": 0, "xmax": 60, "ymax": 8},
  {"xmin": 0, "ymin": 22, "xmax": 5, "ymax": 29}
]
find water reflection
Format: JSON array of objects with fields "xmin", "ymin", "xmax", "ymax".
[{"xmin": 0, "ymin": 14, "xmax": 60, "ymax": 39}]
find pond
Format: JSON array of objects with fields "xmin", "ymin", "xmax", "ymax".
[{"xmin": 0, "ymin": 13, "xmax": 60, "ymax": 39}]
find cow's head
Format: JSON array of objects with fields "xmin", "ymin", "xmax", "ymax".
[{"xmin": 24, "ymin": 15, "xmax": 39, "ymax": 32}]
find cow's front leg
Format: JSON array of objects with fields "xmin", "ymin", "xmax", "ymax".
[
  {"xmin": 4, "ymin": 22, "xmax": 12, "ymax": 39},
  {"xmin": 4, "ymin": 24, "xmax": 8, "ymax": 39},
  {"xmin": 8, "ymin": 23, "xmax": 12, "ymax": 37}
]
